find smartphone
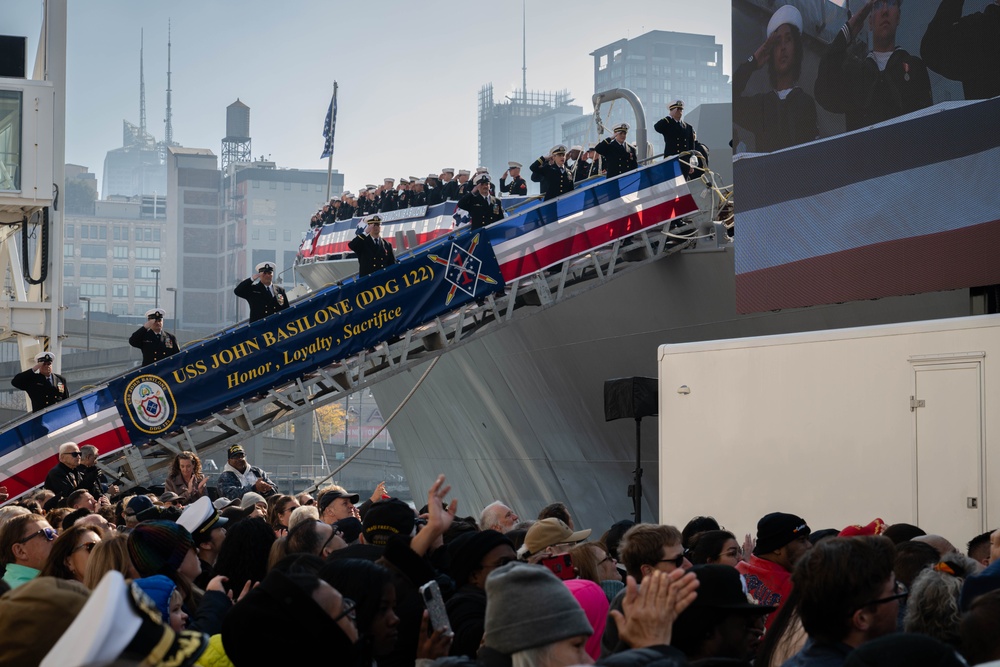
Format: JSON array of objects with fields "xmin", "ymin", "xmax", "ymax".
[
  {"xmin": 419, "ymin": 580, "xmax": 453, "ymax": 636},
  {"xmin": 539, "ymin": 553, "xmax": 575, "ymax": 580}
]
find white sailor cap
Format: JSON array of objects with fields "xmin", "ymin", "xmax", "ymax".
[
  {"xmin": 426, "ymin": 173, "xmax": 439, "ymax": 180},
  {"xmin": 35, "ymin": 351, "xmax": 55, "ymax": 363},
  {"xmin": 441, "ymin": 167, "xmax": 455, "ymax": 174},
  {"xmin": 383, "ymin": 177, "xmax": 395, "ymax": 184},
  {"xmin": 613, "ymin": 122, "xmax": 631, "ymax": 133},
  {"xmin": 409, "ymin": 176, "xmax": 419, "ymax": 182},
  {"xmin": 342, "ymin": 191, "xmax": 353, "ymax": 197},
  {"xmin": 366, "ymin": 183, "xmax": 377, "ymax": 190},
  {"xmin": 399, "ymin": 178, "xmax": 410, "ymax": 184},
  {"xmin": 39, "ymin": 570, "xmax": 208, "ymax": 667},
  {"xmin": 508, "ymin": 161, "xmax": 522, "ymax": 169},
  {"xmin": 569, "ymin": 145, "xmax": 583, "ymax": 153},
  {"xmin": 550, "ymin": 144, "xmax": 568, "ymax": 156},
  {"xmin": 473, "ymin": 173, "xmax": 491, "ymax": 185},
  {"xmin": 255, "ymin": 261, "xmax": 276, "ymax": 273},
  {"xmin": 145, "ymin": 308, "xmax": 166, "ymax": 319},
  {"xmin": 458, "ymin": 169, "xmax": 471, "ymax": 177},
  {"xmin": 177, "ymin": 496, "xmax": 228, "ymax": 541},
  {"xmin": 475, "ymin": 167, "xmax": 488, "ymax": 174},
  {"xmin": 414, "ymin": 178, "xmax": 426, "ymax": 185},
  {"xmin": 767, "ymin": 4, "xmax": 803, "ymax": 38}
]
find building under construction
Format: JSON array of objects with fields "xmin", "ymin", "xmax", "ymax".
[{"xmin": 477, "ymin": 85, "xmax": 581, "ymax": 192}]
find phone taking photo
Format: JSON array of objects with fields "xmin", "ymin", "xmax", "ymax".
[
  {"xmin": 419, "ymin": 580, "xmax": 453, "ymax": 636},
  {"xmin": 539, "ymin": 553, "xmax": 575, "ymax": 580}
]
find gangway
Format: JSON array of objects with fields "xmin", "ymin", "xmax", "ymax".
[{"xmin": 0, "ymin": 156, "xmax": 729, "ymax": 501}]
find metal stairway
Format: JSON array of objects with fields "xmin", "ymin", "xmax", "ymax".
[{"xmin": 118, "ymin": 180, "xmax": 729, "ymax": 488}]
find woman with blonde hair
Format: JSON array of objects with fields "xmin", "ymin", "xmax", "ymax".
[
  {"xmin": 82, "ymin": 533, "xmax": 134, "ymax": 589},
  {"xmin": 164, "ymin": 450, "xmax": 208, "ymax": 504}
]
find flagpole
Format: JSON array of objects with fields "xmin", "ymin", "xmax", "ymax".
[{"xmin": 325, "ymin": 81, "xmax": 337, "ymax": 202}]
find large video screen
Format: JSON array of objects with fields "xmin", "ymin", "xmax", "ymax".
[{"xmin": 733, "ymin": 0, "xmax": 1000, "ymax": 313}]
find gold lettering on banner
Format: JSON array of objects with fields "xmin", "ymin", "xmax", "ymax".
[{"xmin": 172, "ymin": 265, "xmax": 441, "ymax": 392}]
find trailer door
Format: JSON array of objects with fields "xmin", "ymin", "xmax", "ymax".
[{"xmin": 910, "ymin": 354, "xmax": 985, "ymax": 545}]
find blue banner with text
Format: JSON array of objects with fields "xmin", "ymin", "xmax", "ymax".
[{"xmin": 108, "ymin": 229, "xmax": 505, "ymax": 445}]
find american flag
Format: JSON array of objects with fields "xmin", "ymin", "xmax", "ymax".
[{"xmin": 321, "ymin": 81, "xmax": 338, "ymax": 159}]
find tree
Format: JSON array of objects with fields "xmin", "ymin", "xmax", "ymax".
[{"xmin": 314, "ymin": 402, "xmax": 347, "ymax": 444}]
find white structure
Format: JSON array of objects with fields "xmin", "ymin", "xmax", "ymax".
[{"xmin": 658, "ymin": 315, "xmax": 1000, "ymax": 549}]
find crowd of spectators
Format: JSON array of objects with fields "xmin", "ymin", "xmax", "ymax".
[{"xmin": 3, "ymin": 446, "xmax": 999, "ymax": 667}]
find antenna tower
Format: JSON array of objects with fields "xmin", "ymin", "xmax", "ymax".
[
  {"xmin": 522, "ymin": 0, "xmax": 527, "ymax": 103},
  {"xmin": 165, "ymin": 19, "xmax": 173, "ymax": 145},
  {"xmin": 139, "ymin": 29, "xmax": 147, "ymax": 141}
]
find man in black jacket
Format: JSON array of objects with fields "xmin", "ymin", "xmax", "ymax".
[
  {"xmin": 234, "ymin": 261, "xmax": 290, "ymax": 323},
  {"xmin": 458, "ymin": 174, "xmax": 507, "ymax": 229},
  {"xmin": 921, "ymin": 0, "xmax": 1000, "ymax": 101},
  {"xmin": 128, "ymin": 307, "xmax": 179, "ymax": 367},
  {"xmin": 814, "ymin": 0, "xmax": 932, "ymax": 132},
  {"xmin": 595, "ymin": 123, "xmax": 640, "ymax": 179},
  {"xmin": 348, "ymin": 215, "xmax": 397, "ymax": 277},
  {"xmin": 654, "ymin": 104, "xmax": 696, "ymax": 177},
  {"xmin": 440, "ymin": 168, "xmax": 459, "ymax": 201},
  {"xmin": 499, "ymin": 162, "xmax": 527, "ymax": 196},
  {"xmin": 11, "ymin": 351, "xmax": 69, "ymax": 412},
  {"xmin": 529, "ymin": 145, "xmax": 575, "ymax": 201},
  {"xmin": 43, "ymin": 442, "xmax": 82, "ymax": 502}
]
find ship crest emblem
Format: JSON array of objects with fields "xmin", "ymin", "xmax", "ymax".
[{"xmin": 123, "ymin": 374, "xmax": 177, "ymax": 435}]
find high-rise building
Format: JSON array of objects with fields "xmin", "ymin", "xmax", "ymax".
[
  {"xmin": 222, "ymin": 162, "xmax": 342, "ymax": 322},
  {"xmin": 478, "ymin": 85, "xmax": 583, "ymax": 193},
  {"xmin": 101, "ymin": 121, "xmax": 168, "ymax": 199},
  {"xmin": 167, "ymin": 146, "xmax": 229, "ymax": 329},
  {"xmin": 583, "ymin": 31, "xmax": 731, "ymax": 157},
  {"xmin": 63, "ymin": 192, "xmax": 169, "ymax": 322}
]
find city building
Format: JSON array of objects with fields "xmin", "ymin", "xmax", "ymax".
[
  {"xmin": 222, "ymin": 161, "xmax": 342, "ymax": 322},
  {"xmin": 477, "ymin": 85, "xmax": 584, "ymax": 194},
  {"xmin": 63, "ymin": 191, "xmax": 170, "ymax": 322},
  {"xmin": 583, "ymin": 31, "xmax": 731, "ymax": 157}
]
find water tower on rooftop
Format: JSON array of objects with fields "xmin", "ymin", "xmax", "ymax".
[{"xmin": 221, "ymin": 99, "xmax": 251, "ymax": 171}]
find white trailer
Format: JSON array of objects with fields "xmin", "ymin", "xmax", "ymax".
[{"xmin": 657, "ymin": 315, "xmax": 999, "ymax": 550}]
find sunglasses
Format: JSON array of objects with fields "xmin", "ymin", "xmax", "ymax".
[
  {"xmin": 67, "ymin": 452, "xmax": 81, "ymax": 458},
  {"xmin": 260, "ymin": 269, "xmax": 273, "ymax": 274},
  {"xmin": 18, "ymin": 527, "xmax": 58, "ymax": 544},
  {"xmin": 658, "ymin": 552, "xmax": 687, "ymax": 568},
  {"xmin": 72, "ymin": 541, "xmax": 99, "ymax": 554}
]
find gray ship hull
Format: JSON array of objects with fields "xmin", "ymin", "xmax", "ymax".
[{"xmin": 360, "ymin": 245, "xmax": 969, "ymax": 532}]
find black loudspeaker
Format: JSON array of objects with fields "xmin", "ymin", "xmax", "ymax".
[
  {"xmin": 603, "ymin": 377, "xmax": 658, "ymax": 421},
  {"xmin": 0, "ymin": 36, "xmax": 27, "ymax": 78}
]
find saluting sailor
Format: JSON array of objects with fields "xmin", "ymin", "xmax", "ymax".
[
  {"xmin": 594, "ymin": 122, "xmax": 639, "ymax": 179},
  {"xmin": 654, "ymin": 101, "xmax": 697, "ymax": 178},
  {"xmin": 348, "ymin": 214, "xmax": 397, "ymax": 277},
  {"xmin": 11, "ymin": 351, "xmax": 70, "ymax": 412},
  {"xmin": 128, "ymin": 307, "xmax": 180, "ymax": 367},
  {"xmin": 458, "ymin": 173, "xmax": 507, "ymax": 229},
  {"xmin": 234, "ymin": 261, "xmax": 290, "ymax": 323},
  {"xmin": 499, "ymin": 161, "xmax": 527, "ymax": 196},
  {"xmin": 529, "ymin": 144, "xmax": 575, "ymax": 201}
]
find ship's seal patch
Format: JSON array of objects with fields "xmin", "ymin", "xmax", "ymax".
[{"xmin": 123, "ymin": 374, "xmax": 177, "ymax": 435}]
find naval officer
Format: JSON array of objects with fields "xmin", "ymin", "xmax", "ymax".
[
  {"xmin": 128, "ymin": 307, "xmax": 180, "ymax": 367},
  {"xmin": 654, "ymin": 101, "xmax": 697, "ymax": 179},
  {"xmin": 12, "ymin": 351, "xmax": 70, "ymax": 412},
  {"xmin": 348, "ymin": 215, "xmax": 397, "ymax": 277},
  {"xmin": 594, "ymin": 122, "xmax": 639, "ymax": 179},
  {"xmin": 234, "ymin": 261, "xmax": 290, "ymax": 323},
  {"xmin": 499, "ymin": 162, "xmax": 527, "ymax": 196},
  {"xmin": 529, "ymin": 145, "xmax": 575, "ymax": 201}
]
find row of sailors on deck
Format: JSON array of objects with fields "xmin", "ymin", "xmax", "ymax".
[{"xmin": 310, "ymin": 108, "xmax": 707, "ymax": 230}]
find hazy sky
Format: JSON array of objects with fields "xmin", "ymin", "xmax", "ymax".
[{"xmin": 9, "ymin": 0, "xmax": 733, "ymax": 191}]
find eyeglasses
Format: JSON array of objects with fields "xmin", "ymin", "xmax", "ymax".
[
  {"xmin": 598, "ymin": 554, "xmax": 617, "ymax": 566},
  {"xmin": 66, "ymin": 452, "xmax": 81, "ymax": 458},
  {"xmin": 18, "ymin": 527, "xmax": 58, "ymax": 544},
  {"xmin": 333, "ymin": 597, "xmax": 357, "ymax": 623},
  {"xmin": 658, "ymin": 552, "xmax": 687, "ymax": 568},
  {"xmin": 72, "ymin": 541, "xmax": 99, "ymax": 554},
  {"xmin": 856, "ymin": 580, "xmax": 908, "ymax": 610}
]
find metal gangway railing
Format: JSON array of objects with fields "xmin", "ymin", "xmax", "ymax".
[{"xmin": 0, "ymin": 158, "xmax": 731, "ymax": 496}]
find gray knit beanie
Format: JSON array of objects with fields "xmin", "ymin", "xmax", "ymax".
[{"xmin": 482, "ymin": 562, "xmax": 593, "ymax": 655}]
